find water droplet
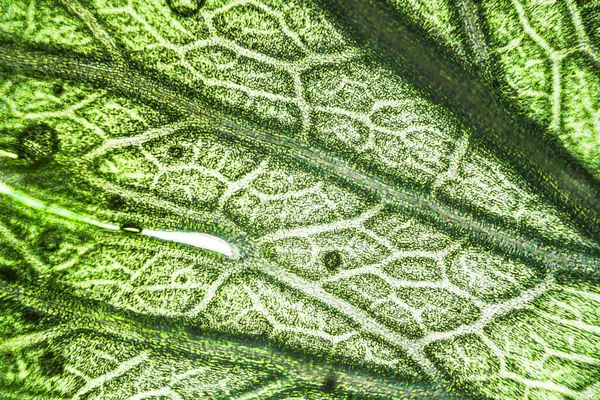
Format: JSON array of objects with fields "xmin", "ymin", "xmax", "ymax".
[
  {"xmin": 120, "ymin": 221, "xmax": 142, "ymax": 234},
  {"xmin": 38, "ymin": 228, "xmax": 63, "ymax": 252},
  {"xmin": 167, "ymin": 0, "xmax": 204, "ymax": 16},
  {"xmin": 38, "ymin": 350, "xmax": 65, "ymax": 376},
  {"xmin": 16, "ymin": 123, "xmax": 59, "ymax": 166},
  {"xmin": 322, "ymin": 250, "xmax": 342, "ymax": 271}
]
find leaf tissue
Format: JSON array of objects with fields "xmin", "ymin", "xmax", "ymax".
[{"xmin": 0, "ymin": 0, "xmax": 599, "ymax": 399}]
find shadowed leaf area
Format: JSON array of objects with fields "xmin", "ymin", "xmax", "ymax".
[{"xmin": 0, "ymin": 0, "xmax": 599, "ymax": 398}]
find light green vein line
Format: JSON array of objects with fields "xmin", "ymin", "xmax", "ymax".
[
  {"xmin": 0, "ymin": 180, "xmax": 119, "ymax": 231},
  {"xmin": 0, "ymin": 149, "xmax": 18, "ymax": 159},
  {"xmin": 0, "ymin": 181, "xmax": 240, "ymax": 259}
]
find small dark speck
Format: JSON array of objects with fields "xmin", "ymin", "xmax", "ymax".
[
  {"xmin": 106, "ymin": 194, "xmax": 126, "ymax": 210},
  {"xmin": 168, "ymin": 144, "xmax": 184, "ymax": 159},
  {"xmin": 38, "ymin": 228, "xmax": 63, "ymax": 252},
  {"xmin": 323, "ymin": 372, "xmax": 338, "ymax": 393},
  {"xmin": 17, "ymin": 123, "xmax": 60, "ymax": 166},
  {"xmin": 20, "ymin": 307, "xmax": 45, "ymax": 325},
  {"xmin": 185, "ymin": 325, "xmax": 205, "ymax": 337},
  {"xmin": 322, "ymin": 250, "xmax": 342, "ymax": 271},
  {"xmin": 166, "ymin": 0, "xmax": 205, "ymax": 16},
  {"xmin": 52, "ymin": 83, "xmax": 64, "ymax": 96}
]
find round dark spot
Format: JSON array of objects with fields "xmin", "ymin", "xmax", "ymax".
[
  {"xmin": 0, "ymin": 266, "xmax": 19, "ymax": 283},
  {"xmin": 39, "ymin": 350, "xmax": 65, "ymax": 376},
  {"xmin": 322, "ymin": 250, "xmax": 342, "ymax": 271},
  {"xmin": 176, "ymin": 274, "xmax": 188, "ymax": 284},
  {"xmin": 20, "ymin": 307, "xmax": 45, "ymax": 325},
  {"xmin": 185, "ymin": 325, "xmax": 205, "ymax": 338},
  {"xmin": 323, "ymin": 372, "xmax": 338, "ymax": 393},
  {"xmin": 52, "ymin": 83, "xmax": 64, "ymax": 96},
  {"xmin": 120, "ymin": 221, "xmax": 142, "ymax": 234},
  {"xmin": 167, "ymin": 144, "xmax": 184, "ymax": 159},
  {"xmin": 166, "ymin": 0, "xmax": 204, "ymax": 16},
  {"xmin": 16, "ymin": 123, "xmax": 60, "ymax": 166},
  {"xmin": 37, "ymin": 228, "xmax": 63, "ymax": 252},
  {"xmin": 106, "ymin": 194, "xmax": 126, "ymax": 210}
]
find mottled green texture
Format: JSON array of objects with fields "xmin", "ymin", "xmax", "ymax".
[
  {"xmin": 387, "ymin": 0, "xmax": 600, "ymax": 178},
  {"xmin": 0, "ymin": 0, "xmax": 599, "ymax": 399}
]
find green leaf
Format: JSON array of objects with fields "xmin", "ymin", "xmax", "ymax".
[
  {"xmin": 1, "ymin": 281, "xmax": 454, "ymax": 399},
  {"xmin": 0, "ymin": 0, "xmax": 599, "ymax": 398},
  {"xmin": 384, "ymin": 0, "xmax": 600, "ymax": 178}
]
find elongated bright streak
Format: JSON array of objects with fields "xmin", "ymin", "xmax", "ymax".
[
  {"xmin": 0, "ymin": 181, "xmax": 119, "ymax": 231},
  {"xmin": 0, "ymin": 181, "xmax": 240, "ymax": 259},
  {"xmin": 142, "ymin": 230, "xmax": 240, "ymax": 260},
  {"xmin": 0, "ymin": 150, "xmax": 19, "ymax": 159}
]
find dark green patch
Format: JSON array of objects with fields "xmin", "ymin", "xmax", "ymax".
[
  {"xmin": 38, "ymin": 350, "xmax": 65, "ymax": 377},
  {"xmin": 166, "ymin": 0, "xmax": 204, "ymax": 16},
  {"xmin": 106, "ymin": 193, "xmax": 126, "ymax": 210},
  {"xmin": 19, "ymin": 307, "xmax": 45, "ymax": 326},
  {"xmin": 184, "ymin": 324, "xmax": 206, "ymax": 338},
  {"xmin": 16, "ymin": 123, "xmax": 60, "ymax": 166},
  {"xmin": 322, "ymin": 250, "xmax": 342, "ymax": 271},
  {"xmin": 52, "ymin": 83, "xmax": 64, "ymax": 96},
  {"xmin": 37, "ymin": 228, "xmax": 63, "ymax": 252},
  {"xmin": 0, "ymin": 266, "xmax": 19, "ymax": 283},
  {"xmin": 167, "ymin": 144, "xmax": 184, "ymax": 159},
  {"xmin": 323, "ymin": 372, "xmax": 338, "ymax": 392}
]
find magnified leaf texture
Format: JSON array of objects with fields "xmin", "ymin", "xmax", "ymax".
[{"xmin": 0, "ymin": 0, "xmax": 599, "ymax": 399}]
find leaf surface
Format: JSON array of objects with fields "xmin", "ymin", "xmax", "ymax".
[
  {"xmin": 384, "ymin": 0, "xmax": 600, "ymax": 178},
  {"xmin": 0, "ymin": 0, "xmax": 599, "ymax": 398}
]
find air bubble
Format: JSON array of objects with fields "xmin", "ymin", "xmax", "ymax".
[{"xmin": 16, "ymin": 123, "xmax": 59, "ymax": 166}]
